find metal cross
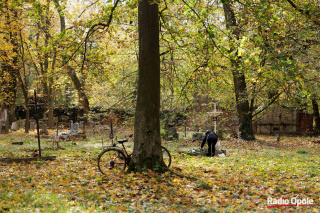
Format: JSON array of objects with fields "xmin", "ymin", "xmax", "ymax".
[{"xmin": 27, "ymin": 90, "xmax": 45, "ymax": 157}]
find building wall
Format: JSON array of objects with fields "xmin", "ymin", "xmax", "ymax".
[
  {"xmin": 254, "ymin": 107, "xmax": 313, "ymax": 134},
  {"xmin": 296, "ymin": 110, "xmax": 313, "ymax": 132}
]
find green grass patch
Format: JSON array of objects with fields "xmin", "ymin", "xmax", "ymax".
[{"xmin": 0, "ymin": 132, "xmax": 319, "ymax": 212}]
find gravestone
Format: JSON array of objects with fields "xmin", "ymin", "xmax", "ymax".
[
  {"xmin": 79, "ymin": 120, "xmax": 87, "ymax": 139},
  {"xmin": 40, "ymin": 124, "xmax": 49, "ymax": 135},
  {"xmin": 192, "ymin": 133, "xmax": 204, "ymax": 141},
  {"xmin": 0, "ymin": 109, "xmax": 8, "ymax": 134},
  {"xmin": 11, "ymin": 121, "xmax": 19, "ymax": 131},
  {"xmin": 165, "ymin": 126, "xmax": 179, "ymax": 140},
  {"xmin": 0, "ymin": 124, "xmax": 8, "ymax": 134},
  {"xmin": 215, "ymin": 141, "xmax": 221, "ymax": 150},
  {"xmin": 30, "ymin": 121, "xmax": 37, "ymax": 130},
  {"xmin": 69, "ymin": 120, "xmax": 79, "ymax": 135},
  {"xmin": 79, "ymin": 121, "xmax": 86, "ymax": 133},
  {"xmin": 18, "ymin": 119, "xmax": 25, "ymax": 129},
  {"xmin": 0, "ymin": 109, "xmax": 8, "ymax": 122},
  {"xmin": 179, "ymin": 149, "xmax": 226, "ymax": 156}
]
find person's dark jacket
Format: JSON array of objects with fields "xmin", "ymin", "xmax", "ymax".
[{"xmin": 201, "ymin": 131, "xmax": 218, "ymax": 149}]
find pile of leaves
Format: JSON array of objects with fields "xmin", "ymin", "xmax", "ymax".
[{"xmin": 0, "ymin": 132, "xmax": 319, "ymax": 212}]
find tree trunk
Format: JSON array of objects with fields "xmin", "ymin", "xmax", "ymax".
[
  {"xmin": 53, "ymin": 0, "xmax": 90, "ymax": 114},
  {"xmin": 37, "ymin": 1, "xmax": 54, "ymax": 129},
  {"xmin": 18, "ymin": 31, "xmax": 30, "ymax": 133},
  {"xmin": 67, "ymin": 66, "xmax": 90, "ymax": 112},
  {"xmin": 3, "ymin": 4, "xmax": 19, "ymax": 128},
  {"xmin": 312, "ymin": 98, "xmax": 320, "ymax": 133},
  {"xmin": 17, "ymin": 70, "xmax": 29, "ymax": 133},
  {"xmin": 222, "ymin": 0, "xmax": 255, "ymax": 140},
  {"xmin": 127, "ymin": 0, "xmax": 166, "ymax": 172}
]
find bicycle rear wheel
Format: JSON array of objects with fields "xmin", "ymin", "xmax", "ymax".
[
  {"xmin": 98, "ymin": 148, "xmax": 127, "ymax": 175},
  {"xmin": 161, "ymin": 146, "xmax": 171, "ymax": 168}
]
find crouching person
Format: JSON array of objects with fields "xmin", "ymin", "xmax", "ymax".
[{"xmin": 201, "ymin": 130, "xmax": 218, "ymax": 157}]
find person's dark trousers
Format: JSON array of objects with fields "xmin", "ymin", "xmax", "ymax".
[{"xmin": 207, "ymin": 138, "xmax": 218, "ymax": 156}]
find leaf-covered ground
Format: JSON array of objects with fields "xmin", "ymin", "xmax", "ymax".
[{"xmin": 0, "ymin": 130, "xmax": 319, "ymax": 212}]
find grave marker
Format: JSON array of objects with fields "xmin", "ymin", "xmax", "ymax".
[
  {"xmin": 11, "ymin": 121, "xmax": 19, "ymax": 131},
  {"xmin": 41, "ymin": 124, "xmax": 49, "ymax": 135},
  {"xmin": 69, "ymin": 120, "xmax": 79, "ymax": 135},
  {"xmin": 29, "ymin": 121, "xmax": 36, "ymax": 130},
  {"xmin": 27, "ymin": 90, "xmax": 45, "ymax": 157},
  {"xmin": 165, "ymin": 126, "xmax": 179, "ymax": 140},
  {"xmin": 0, "ymin": 109, "xmax": 8, "ymax": 134},
  {"xmin": 207, "ymin": 101, "xmax": 223, "ymax": 133}
]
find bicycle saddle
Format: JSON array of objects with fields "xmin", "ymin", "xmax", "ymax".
[{"xmin": 118, "ymin": 139, "xmax": 128, "ymax": 144}]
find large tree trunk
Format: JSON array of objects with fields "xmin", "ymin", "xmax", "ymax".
[
  {"xmin": 127, "ymin": 0, "xmax": 166, "ymax": 172},
  {"xmin": 312, "ymin": 98, "xmax": 320, "ymax": 133},
  {"xmin": 222, "ymin": 0, "xmax": 255, "ymax": 140}
]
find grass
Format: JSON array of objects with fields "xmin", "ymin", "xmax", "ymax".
[{"xmin": 0, "ymin": 129, "xmax": 319, "ymax": 212}]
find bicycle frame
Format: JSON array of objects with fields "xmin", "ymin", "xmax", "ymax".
[
  {"xmin": 98, "ymin": 134, "xmax": 171, "ymax": 175},
  {"xmin": 119, "ymin": 142, "xmax": 132, "ymax": 159},
  {"xmin": 116, "ymin": 134, "xmax": 134, "ymax": 161}
]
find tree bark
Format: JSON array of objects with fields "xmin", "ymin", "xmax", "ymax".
[
  {"xmin": 3, "ymin": 2, "xmax": 19, "ymax": 128},
  {"xmin": 53, "ymin": 0, "xmax": 90, "ymax": 114},
  {"xmin": 36, "ymin": 1, "xmax": 54, "ymax": 128},
  {"xmin": 67, "ymin": 66, "xmax": 90, "ymax": 112},
  {"xmin": 285, "ymin": 0, "xmax": 320, "ymax": 27},
  {"xmin": 18, "ymin": 32, "xmax": 30, "ymax": 133},
  {"xmin": 127, "ymin": 0, "xmax": 166, "ymax": 172},
  {"xmin": 312, "ymin": 98, "xmax": 320, "ymax": 133},
  {"xmin": 222, "ymin": 0, "xmax": 255, "ymax": 140}
]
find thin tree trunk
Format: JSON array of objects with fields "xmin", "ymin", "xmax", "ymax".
[
  {"xmin": 53, "ymin": 0, "xmax": 90, "ymax": 114},
  {"xmin": 37, "ymin": 1, "xmax": 54, "ymax": 128},
  {"xmin": 18, "ymin": 31, "xmax": 30, "ymax": 133},
  {"xmin": 67, "ymin": 66, "xmax": 90, "ymax": 112},
  {"xmin": 127, "ymin": 0, "xmax": 166, "ymax": 172}
]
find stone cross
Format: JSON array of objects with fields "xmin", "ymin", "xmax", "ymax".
[{"xmin": 207, "ymin": 101, "xmax": 223, "ymax": 133}]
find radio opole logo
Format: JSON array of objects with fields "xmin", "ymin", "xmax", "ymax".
[{"xmin": 267, "ymin": 197, "xmax": 314, "ymax": 208}]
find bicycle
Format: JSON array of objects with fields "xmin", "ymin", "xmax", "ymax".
[{"xmin": 98, "ymin": 134, "xmax": 171, "ymax": 175}]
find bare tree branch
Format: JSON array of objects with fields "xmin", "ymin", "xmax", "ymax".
[
  {"xmin": 285, "ymin": 0, "xmax": 320, "ymax": 27},
  {"xmin": 78, "ymin": 0, "xmax": 100, "ymax": 19}
]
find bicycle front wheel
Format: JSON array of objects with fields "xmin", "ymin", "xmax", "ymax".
[
  {"xmin": 98, "ymin": 148, "xmax": 127, "ymax": 175},
  {"xmin": 161, "ymin": 146, "xmax": 171, "ymax": 168}
]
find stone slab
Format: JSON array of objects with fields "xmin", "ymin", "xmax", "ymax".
[
  {"xmin": 179, "ymin": 150, "xmax": 227, "ymax": 156},
  {"xmin": 0, "ymin": 156, "xmax": 56, "ymax": 163}
]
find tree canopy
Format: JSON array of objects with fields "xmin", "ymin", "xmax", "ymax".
[{"xmin": 1, "ymin": 0, "xmax": 320, "ymax": 138}]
